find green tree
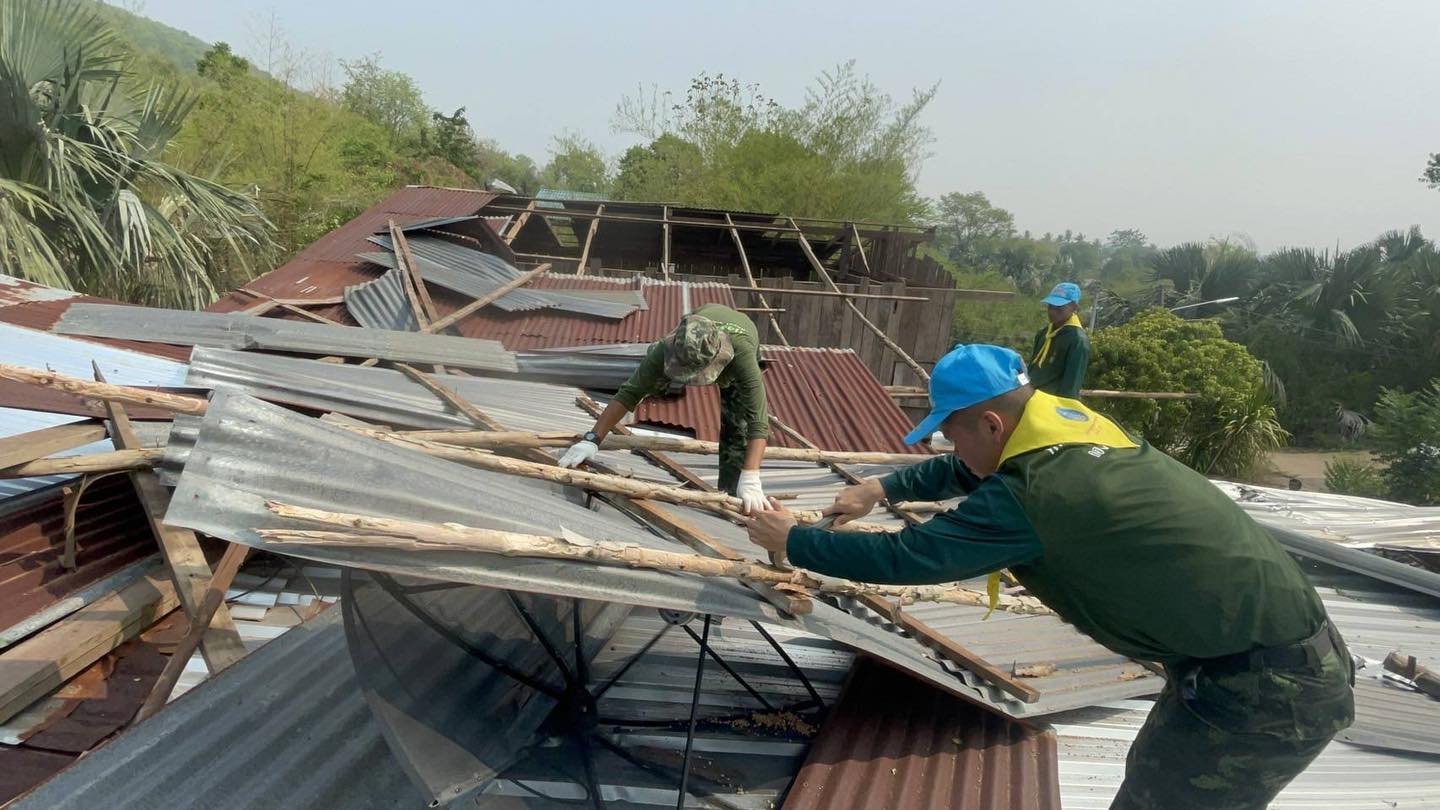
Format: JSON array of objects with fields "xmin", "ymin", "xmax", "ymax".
[
  {"xmin": 613, "ymin": 134, "xmax": 705, "ymax": 201},
  {"xmin": 0, "ymin": 0, "xmax": 275, "ymax": 307},
  {"xmin": 540, "ymin": 134, "xmax": 611, "ymax": 194},
  {"xmin": 172, "ymin": 40, "xmax": 397, "ymax": 254},
  {"xmin": 339, "ymin": 54, "xmax": 429, "ymax": 148},
  {"xmin": 611, "ymin": 63, "xmax": 935, "ymax": 222},
  {"xmin": 932, "ymin": 191, "xmax": 1015, "ymax": 267},
  {"xmin": 1421, "ymin": 153, "xmax": 1440, "ymax": 189},
  {"xmin": 1087, "ymin": 310, "xmax": 1285, "ymax": 477},
  {"xmin": 195, "ymin": 41, "xmax": 248, "ymax": 79},
  {"xmin": 427, "ymin": 107, "xmax": 480, "ymax": 176},
  {"xmin": 1369, "ymin": 381, "xmax": 1440, "ymax": 505}
]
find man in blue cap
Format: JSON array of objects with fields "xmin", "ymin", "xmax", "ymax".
[
  {"xmin": 1030, "ymin": 281, "xmax": 1089, "ymax": 398},
  {"xmin": 746, "ymin": 344, "xmax": 1353, "ymax": 810}
]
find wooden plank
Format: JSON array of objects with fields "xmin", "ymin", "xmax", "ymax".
[
  {"xmin": 482, "ymin": 204, "xmax": 800, "ymax": 234},
  {"xmin": 136, "ymin": 542, "xmax": 251, "ymax": 721},
  {"xmin": 0, "ymin": 572, "xmax": 180, "ymax": 724},
  {"xmin": 0, "ymin": 423, "xmax": 107, "ymax": 470},
  {"xmin": 93, "ymin": 365, "xmax": 246, "ymax": 673},
  {"xmin": 1384, "ymin": 651, "xmax": 1440, "ymax": 700},
  {"xmin": 386, "ymin": 221, "xmax": 433, "ymax": 330},
  {"xmin": 727, "ymin": 285, "xmax": 928, "ymax": 302},
  {"xmin": 574, "ymin": 204, "xmax": 603, "ymax": 276},
  {"xmin": 855, "ymin": 594, "xmax": 1040, "ymax": 703},
  {"xmin": 503, "ymin": 199, "xmax": 539, "ymax": 245},
  {"xmin": 425, "ymin": 263, "xmax": 551, "ymax": 334}
]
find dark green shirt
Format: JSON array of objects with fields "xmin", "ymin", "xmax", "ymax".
[
  {"xmin": 1029, "ymin": 323, "xmax": 1089, "ymax": 399},
  {"xmin": 614, "ymin": 303, "xmax": 770, "ymax": 440},
  {"xmin": 788, "ymin": 433, "xmax": 1326, "ymax": 665}
]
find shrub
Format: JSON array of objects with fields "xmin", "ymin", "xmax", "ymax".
[
  {"xmin": 1088, "ymin": 309, "xmax": 1286, "ymax": 477},
  {"xmin": 1369, "ymin": 381, "xmax": 1440, "ymax": 505},
  {"xmin": 1324, "ymin": 459, "xmax": 1389, "ymax": 499}
]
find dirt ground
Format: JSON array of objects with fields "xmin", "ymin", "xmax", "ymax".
[{"xmin": 1255, "ymin": 449, "xmax": 1377, "ymax": 493}]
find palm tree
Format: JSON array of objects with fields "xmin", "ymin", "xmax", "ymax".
[{"xmin": 0, "ymin": 0, "xmax": 275, "ymax": 308}]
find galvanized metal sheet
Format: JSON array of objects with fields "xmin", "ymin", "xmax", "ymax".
[
  {"xmin": 55, "ymin": 303, "xmax": 518, "ymax": 372},
  {"xmin": 1217, "ymin": 480, "xmax": 1440, "ymax": 556},
  {"xmin": 343, "ymin": 267, "xmax": 419, "ymax": 332},
  {"xmin": 161, "ymin": 390, "xmax": 983, "ymax": 708},
  {"xmin": 0, "ymin": 322, "xmax": 190, "ymax": 387},
  {"xmin": 363, "ymin": 234, "xmax": 641, "ymax": 318}
]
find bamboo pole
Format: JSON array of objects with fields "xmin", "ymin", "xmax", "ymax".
[
  {"xmin": 260, "ymin": 502, "xmax": 1050, "ymax": 615},
  {"xmin": 394, "ymin": 429, "xmax": 930, "ymax": 467},
  {"xmin": 0, "ymin": 364, "xmax": 208, "ymax": 415},
  {"xmin": 340, "ymin": 427, "xmax": 890, "ymax": 531},
  {"xmin": 0, "ymin": 448, "xmax": 163, "ymax": 478}
]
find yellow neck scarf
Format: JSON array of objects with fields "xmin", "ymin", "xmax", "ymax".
[{"xmin": 1032, "ymin": 313, "xmax": 1083, "ymax": 367}]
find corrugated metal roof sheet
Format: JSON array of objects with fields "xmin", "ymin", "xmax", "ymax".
[
  {"xmin": 0, "ymin": 323, "xmax": 191, "ymax": 388},
  {"xmin": 634, "ymin": 346, "xmax": 927, "ymax": 455},
  {"xmin": 343, "ymin": 267, "xmax": 419, "ymax": 332},
  {"xmin": 208, "ymin": 185, "xmax": 496, "ymax": 313},
  {"xmin": 0, "ymin": 276, "xmax": 191, "ymax": 362},
  {"xmin": 1216, "ymin": 481, "xmax": 1440, "ymax": 555},
  {"xmin": 784, "ymin": 659, "xmax": 1061, "ymax": 810},
  {"xmin": 10, "ymin": 607, "xmax": 431, "ymax": 810},
  {"xmin": 55, "ymin": 304, "xmax": 519, "ymax": 373}
]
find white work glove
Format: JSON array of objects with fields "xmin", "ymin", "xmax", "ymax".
[
  {"xmin": 558, "ymin": 440, "xmax": 599, "ymax": 469},
  {"xmin": 737, "ymin": 470, "xmax": 770, "ymax": 515}
]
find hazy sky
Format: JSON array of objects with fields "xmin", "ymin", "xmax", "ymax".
[{"xmin": 135, "ymin": 0, "xmax": 1438, "ymax": 251}]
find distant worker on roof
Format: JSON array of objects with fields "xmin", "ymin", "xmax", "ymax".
[
  {"xmin": 1029, "ymin": 281, "xmax": 1089, "ymax": 399},
  {"xmin": 746, "ymin": 343, "xmax": 1354, "ymax": 810},
  {"xmin": 560, "ymin": 303, "xmax": 773, "ymax": 513}
]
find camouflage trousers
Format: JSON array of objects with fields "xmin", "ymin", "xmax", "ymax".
[
  {"xmin": 717, "ymin": 383, "xmax": 748, "ymax": 495},
  {"xmin": 1111, "ymin": 623, "xmax": 1355, "ymax": 810}
]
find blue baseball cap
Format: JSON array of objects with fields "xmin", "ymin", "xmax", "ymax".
[
  {"xmin": 1041, "ymin": 282, "xmax": 1082, "ymax": 307},
  {"xmin": 904, "ymin": 344, "xmax": 1031, "ymax": 445}
]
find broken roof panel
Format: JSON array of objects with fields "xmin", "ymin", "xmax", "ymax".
[
  {"xmin": 54, "ymin": 304, "xmax": 518, "ymax": 373},
  {"xmin": 1217, "ymin": 481, "xmax": 1440, "ymax": 555},
  {"xmin": 342, "ymin": 267, "xmax": 419, "ymax": 332},
  {"xmin": 0, "ymin": 323, "xmax": 191, "ymax": 388},
  {"xmin": 783, "ymin": 659, "xmax": 1061, "ymax": 810}
]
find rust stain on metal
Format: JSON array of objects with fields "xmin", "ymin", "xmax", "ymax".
[
  {"xmin": 0, "ymin": 476, "xmax": 157, "ymax": 631},
  {"xmin": 783, "ymin": 659, "xmax": 1060, "ymax": 810}
]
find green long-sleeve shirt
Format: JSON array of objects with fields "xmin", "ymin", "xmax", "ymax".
[
  {"xmin": 1028, "ymin": 323, "xmax": 1089, "ymax": 399},
  {"xmin": 787, "ymin": 395, "xmax": 1327, "ymax": 665},
  {"xmin": 613, "ymin": 303, "xmax": 770, "ymax": 440}
]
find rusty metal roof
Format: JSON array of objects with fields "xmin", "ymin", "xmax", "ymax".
[
  {"xmin": 209, "ymin": 185, "xmax": 497, "ymax": 312},
  {"xmin": 0, "ymin": 274, "xmax": 192, "ymax": 362},
  {"xmin": 783, "ymin": 659, "xmax": 1061, "ymax": 810},
  {"xmin": 0, "ymin": 477, "xmax": 157, "ymax": 634},
  {"xmin": 636, "ymin": 346, "xmax": 927, "ymax": 454}
]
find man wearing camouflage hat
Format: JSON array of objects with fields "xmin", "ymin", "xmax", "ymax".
[{"xmin": 560, "ymin": 303, "xmax": 773, "ymax": 513}]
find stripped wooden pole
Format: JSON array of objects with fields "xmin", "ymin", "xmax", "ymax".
[
  {"xmin": 393, "ymin": 428, "xmax": 930, "ymax": 467},
  {"xmin": 503, "ymin": 199, "xmax": 538, "ymax": 244},
  {"xmin": 424, "ymin": 263, "xmax": 551, "ymax": 334},
  {"xmin": 261, "ymin": 502, "xmax": 1050, "ymax": 616},
  {"xmin": 340, "ymin": 427, "xmax": 890, "ymax": 531},
  {"xmin": 789, "ymin": 217, "xmax": 931, "ymax": 383},
  {"xmin": 0, "ymin": 364, "xmax": 208, "ymax": 415},
  {"xmin": 0, "ymin": 448, "xmax": 164, "ymax": 478}
]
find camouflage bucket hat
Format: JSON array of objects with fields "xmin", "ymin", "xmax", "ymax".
[{"xmin": 663, "ymin": 314, "xmax": 734, "ymax": 386}]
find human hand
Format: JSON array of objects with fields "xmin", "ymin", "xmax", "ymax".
[
  {"xmin": 824, "ymin": 478, "xmax": 886, "ymax": 526},
  {"xmin": 745, "ymin": 498, "xmax": 797, "ymax": 562},
  {"xmin": 736, "ymin": 469, "xmax": 769, "ymax": 515},
  {"xmin": 557, "ymin": 440, "xmax": 599, "ymax": 469}
]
